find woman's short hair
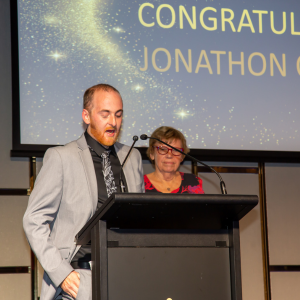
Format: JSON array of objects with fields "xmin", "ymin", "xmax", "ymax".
[{"xmin": 146, "ymin": 126, "xmax": 190, "ymax": 163}]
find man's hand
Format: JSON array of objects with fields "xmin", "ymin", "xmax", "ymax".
[{"xmin": 61, "ymin": 271, "xmax": 80, "ymax": 298}]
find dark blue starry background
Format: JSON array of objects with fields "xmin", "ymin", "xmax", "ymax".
[{"xmin": 18, "ymin": 0, "xmax": 300, "ymax": 151}]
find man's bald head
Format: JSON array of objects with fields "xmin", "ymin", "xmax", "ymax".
[{"xmin": 83, "ymin": 83, "xmax": 122, "ymax": 112}]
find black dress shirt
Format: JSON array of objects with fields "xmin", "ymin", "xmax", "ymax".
[{"xmin": 71, "ymin": 131, "xmax": 128, "ymax": 268}]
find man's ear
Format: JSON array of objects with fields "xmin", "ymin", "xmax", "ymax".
[{"xmin": 82, "ymin": 109, "xmax": 91, "ymax": 125}]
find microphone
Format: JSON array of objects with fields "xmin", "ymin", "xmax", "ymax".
[
  {"xmin": 140, "ymin": 134, "xmax": 148, "ymax": 141},
  {"xmin": 119, "ymin": 135, "xmax": 139, "ymax": 192},
  {"xmin": 140, "ymin": 134, "xmax": 227, "ymax": 194}
]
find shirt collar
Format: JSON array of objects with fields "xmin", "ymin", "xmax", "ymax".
[{"xmin": 84, "ymin": 130, "xmax": 117, "ymax": 157}]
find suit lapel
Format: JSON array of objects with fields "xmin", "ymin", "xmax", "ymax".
[
  {"xmin": 77, "ymin": 134, "xmax": 98, "ymax": 213},
  {"xmin": 114, "ymin": 142, "xmax": 136, "ymax": 193}
]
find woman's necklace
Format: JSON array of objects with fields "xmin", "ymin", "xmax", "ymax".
[
  {"xmin": 164, "ymin": 174, "xmax": 180, "ymax": 192},
  {"xmin": 152, "ymin": 172, "xmax": 178, "ymax": 192}
]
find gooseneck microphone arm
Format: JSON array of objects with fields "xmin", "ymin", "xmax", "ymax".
[
  {"xmin": 119, "ymin": 135, "xmax": 139, "ymax": 193},
  {"xmin": 140, "ymin": 134, "xmax": 227, "ymax": 194}
]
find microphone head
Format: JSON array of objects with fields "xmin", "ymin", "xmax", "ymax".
[
  {"xmin": 140, "ymin": 134, "xmax": 148, "ymax": 140},
  {"xmin": 133, "ymin": 135, "xmax": 138, "ymax": 141}
]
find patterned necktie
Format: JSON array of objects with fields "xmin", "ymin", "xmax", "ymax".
[{"xmin": 101, "ymin": 150, "xmax": 117, "ymax": 198}]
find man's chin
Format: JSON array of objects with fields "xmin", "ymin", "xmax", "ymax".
[
  {"xmin": 89, "ymin": 127, "xmax": 119, "ymax": 146},
  {"xmin": 102, "ymin": 139, "xmax": 117, "ymax": 147},
  {"xmin": 97, "ymin": 135, "xmax": 118, "ymax": 147}
]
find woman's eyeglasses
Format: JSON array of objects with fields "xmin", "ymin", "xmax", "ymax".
[{"xmin": 153, "ymin": 146, "xmax": 183, "ymax": 156}]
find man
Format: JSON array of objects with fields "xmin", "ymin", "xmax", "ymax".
[{"xmin": 23, "ymin": 84, "xmax": 145, "ymax": 300}]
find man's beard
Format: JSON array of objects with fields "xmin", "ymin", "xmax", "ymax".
[{"xmin": 89, "ymin": 122, "xmax": 120, "ymax": 146}]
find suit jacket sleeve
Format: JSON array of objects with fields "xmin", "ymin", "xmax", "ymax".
[
  {"xmin": 135, "ymin": 148, "xmax": 145, "ymax": 192},
  {"xmin": 23, "ymin": 147, "xmax": 74, "ymax": 287}
]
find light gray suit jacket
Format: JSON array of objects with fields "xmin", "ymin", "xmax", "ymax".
[{"xmin": 23, "ymin": 134, "xmax": 145, "ymax": 300}]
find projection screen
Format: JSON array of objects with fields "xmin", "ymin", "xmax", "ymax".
[{"xmin": 11, "ymin": 0, "xmax": 300, "ymax": 159}]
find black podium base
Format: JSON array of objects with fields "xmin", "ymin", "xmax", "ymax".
[{"xmin": 108, "ymin": 247, "xmax": 231, "ymax": 300}]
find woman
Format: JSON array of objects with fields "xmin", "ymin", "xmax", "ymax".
[{"xmin": 144, "ymin": 126, "xmax": 204, "ymax": 194}]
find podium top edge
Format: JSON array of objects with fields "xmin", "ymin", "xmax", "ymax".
[
  {"xmin": 111, "ymin": 193, "xmax": 258, "ymax": 203},
  {"xmin": 75, "ymin": 193, "xmax": 258, "ymax": 243}
]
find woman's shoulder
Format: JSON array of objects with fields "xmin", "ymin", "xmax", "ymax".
[
  {"xmin": 180, "ymin": 172, "xmax": 204, "ymax": 194},
  {"xmin": 144, "ymin": 174, "xmax": 159, "ymax": 192},
  {"xmin": 180, "ymin": 172, "xmax": 201, "ymax": 181},
  {"xmin": 144, "ymin": 173, "xmax": 154, "ymax": 182}
]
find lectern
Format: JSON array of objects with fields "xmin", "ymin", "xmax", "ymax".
[{"xmin": 76, "ymin": 193, "xmax": 258, "ymax": 300}]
